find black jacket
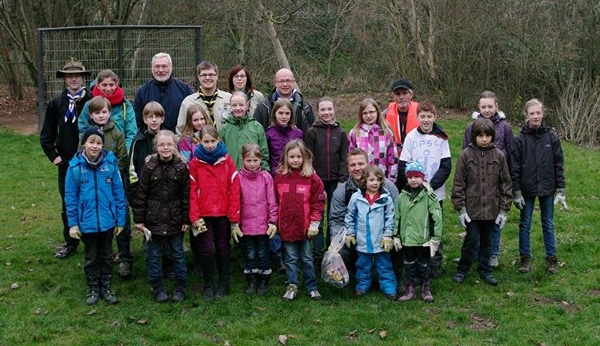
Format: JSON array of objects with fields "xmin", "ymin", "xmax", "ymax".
[{"xmin": 304, "ymin": 118, "xmax": 349, "ymax": 182}]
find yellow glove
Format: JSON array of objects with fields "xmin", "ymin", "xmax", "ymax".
[
  {"xmin": 193, "ymin": 218, "xmax": 207, "ymax": 234},
  {"xmin": 267, "ymin": 223, "xmax": 277, "ymax": 239},
  {"xmin": 231, "ymin": 223, "xmax": 243, "ymax": 243},
  {"xmin": 380, "ymin": 236, "xmax": 394, "ymax": 252},
  {"xmin": 307, "ymin": 221, "xmax": 320, "ymax": 238},
  {"xmin": 114, "ymin": 226, "xmax": 124, "ymax": 237},
  {"xmin": 345, "ymin": 235, "xmax": 356, "ymax": 248},
  {"xmin": 69, "ymin": 226, "xmax": 82, "ymax": 239}
]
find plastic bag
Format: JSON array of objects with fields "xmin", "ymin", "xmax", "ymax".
[{"xmin": 321, "ymin": 228, "xmax": 350, "ymax": 288}]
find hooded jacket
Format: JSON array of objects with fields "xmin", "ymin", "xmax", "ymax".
[
  {"xmin": 395, "ymin": 185, "xmax": 442, "ymax": 246},
  {"xmin": 78, "ymin": 94, "xmax": 138, "ymax": 149},
  {"xmin": 253, "ymin": 89, "xmax": 315, "ymax": 133},
  {"xmin": 348, "ymin": 123, "xmax": 398, "ymax": 182},
  {"xmin": 345, "ymin": 188, "xmax": 395, "ymax": 254},
  {"xmin": 265, "ymin": 124, "xmax": 303, "ymax": 176},
  {"xmin": 462, "ymin": 112, "xmax": 514, "ymax": 157},
  {"xmin": 304, "ymin": 118, "xmax": 349, "ymax": 182},
  {"xmin": 219, "ymin": 114, "xmax": 270, "ymax": 170},
  {"xmin": 239, "ymin": 168, "xmax": 278, "ymax": 236}
]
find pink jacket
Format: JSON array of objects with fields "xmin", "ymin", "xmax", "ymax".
[
  {"xmin": 348, "ymin": 123, "xmax": 398, "ymax": 182},
  {"xmin": 239, "ymin": 168, "xmax": 278, "ymax": 236}
]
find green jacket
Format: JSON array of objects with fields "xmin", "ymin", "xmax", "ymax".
[
  {"xmin": 219, "ymin": 114, "xmax": 270, "ymax": 171},
  {"xmin": 394, "ymin": 185, "xmax": 442, "ymax": 246},
  {"xmin": 80, "ymin": 120, "xmax": 128, "ymax": 178}
]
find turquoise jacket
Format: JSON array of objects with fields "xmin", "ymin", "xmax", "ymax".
[
  {"xmin": 78, "ymin": 98, "xmax": 138, "ymax": 149},
  {"xmin": 345, "ymin": 188, "xmax": 395, "ymax": 254}
]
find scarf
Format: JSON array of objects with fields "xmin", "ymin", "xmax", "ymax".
[
  {"xmin": 198, "ymin": 90, "xmax": 218, "ymax": 122},
  {"xmin": 92, "ymin": 85, "xmax": 125, "ymax": 106},
  {"xmin": 194, "ymin": 141, "xmax": 227, "ymax": 165},
  {"xmin": 82, "ymin": 150, "xmax": 105, "ymax": 170},
  {"xmin": 65, "ymin": 88, "xmax": 87, "ymax": 123}
]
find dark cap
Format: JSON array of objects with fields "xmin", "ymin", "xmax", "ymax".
[
  {"xmin": 56, "ymin": 57, "xmax": 91, "ymax": 78},
  {"xmin": 81, "ymin": 126, "xmax": 104, "ymax": 145},
  {"xmin": 391, "ymin": 78, "xmax": 413, "ymax": 92}
]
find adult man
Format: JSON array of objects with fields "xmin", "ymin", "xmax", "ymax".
[
  {"xmin": 40, "ymin": 57, "xmax": 92, "ymax": 258},
  {"xmin": 253, "ymin": 68, "xmax": 315, "ymax": 133},
  {"xmin": 177, "ymin": 61, "xmax": 232, "ymax": 132},
  {"xmin": 383, "ymin": 78, "xmax": 420, "ymax": 150},
  {"xmin": 134, "ymin": 52, "xmax": 193, "ymax": 132}
]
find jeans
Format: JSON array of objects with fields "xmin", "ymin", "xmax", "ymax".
[
  {"xmin": 457, "ymin": 220, "xmax": 493, "ymax": 277},
  {"xmin": 519, "ymin": 195, "xmax": 556, "ymax": 257},
  {"xmin": 243, "ymin": 235, "xmax": 270, "ymax": 273},
  {"xmin": 146, "ymin": 233, "xmax": 187, "ymax": 282},
  {"xmin": 81, "ymin": 229, "xmax": 114, "ymax": 279},
  {"xmin": 283, "ymin": 240, "xmax": 317, "ymax": 292},
  {"xmin": 355, "ymin": 251, "xmax": 396, "ymax": 295},
  {"xmin": 490, "ymin": 223, "xmax": 502, "ymax": 256}
]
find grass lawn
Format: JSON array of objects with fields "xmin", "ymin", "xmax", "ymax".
[{"xmin": 1, "ymin": 117, "xmax": 599, "ymax": 345}]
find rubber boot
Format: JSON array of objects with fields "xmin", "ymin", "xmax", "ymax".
[
  {"xmin": 421, "ymin": 282, "xmax": 434, "ymax": 302},
  {"xmin": 215, "ymin": 255, "xmax": 231, "ymax": 300},
  {"xmin": 202, "ymin": 259, "xmax": 215, "ymax": 301},
  {"xmin": 99, "ymin": 275, "xmax": 118, "ymax": 304},
  {"xmin": 173, "ymin": 279, "xmax": 186, "ymax": 302},
  {"xmin": 85, "ymin": 276, "xmax": 100, "ymax": 305},
  {"xmin": 257, "ymin": 273, "xmax": 271, "ymax": 296},
  {"xmin": 151, "ymin": 279, "xmax": 168, "ymax": 303},
  {"xmin": 397, "ymin": 282, "xmax": 415, "ymax": 302},
  {"xmin": 245, "ymin": 273, "xmax": 258, "ymax": 295}
]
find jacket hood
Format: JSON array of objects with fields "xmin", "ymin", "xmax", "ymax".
[
  {"xmin": 417, "ymin": 123, "xmax": 448, "ymax": 139},
  {"xmin": 520, "ymin": 122, "xmax": 551, "ymax": 135},
  {"xmin": 225, "ymin": 114, "xmax": 254, "ymax": 125},
  {"xmin": 471, "ymin": 111, "xmax": 506, "ymax": 121}
]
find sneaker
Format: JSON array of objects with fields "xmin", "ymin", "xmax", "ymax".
[
  {"xmin": 100, "ymin": 290, "xmax": 118, "ymax": 304},
  {"xmin": 519, "ymin": 256, "xmax": 531, "ymax": 273},
  {"xmin": 545, "ymin": 256, "xmax": 558, "ymax": 274},
  {"xmin": 385, "ymin": 293, "xmax": 397, "ymax": 300},
  {"xmin": 118, "ymin": 261, "xmax": 133, "ymax": 279},
  {"xmin": 55, "ymin": 245, "xmax": 76, "ymax": 259},
  {"xmin": 310, "ymin": 290, "xmax": 322, "ymax": 300},
  {"xmin": 282, "ymin": 284, "xmax": 298, "ymax": 300},
  {"xmin": 355, "ymin": 290, "xmax": 367, "ymax": 298},
  {"xmin": 172, "ymin": 289, "xmax": 185, "ymax": 302},
  {"xmin": 453, "ymin": 273, "xmax": 466, "ymax": 283},
  {"xmin": 154, "ymin": 288, "xmax": 168, "ymax": 303},
  {"xmin": 481, "ymin": 275, "xmax": 498, "ymax": 286},
  {"xmin": 489, "ymin": 255, "xmax": 499, "ymax": 268},
  {"xmin": 86, "ymin": 290, "xmax": 100, "ymax": 305},
  {"xmin": 203, "ymin": 285, "xmax": 214, "ymax": 301}
]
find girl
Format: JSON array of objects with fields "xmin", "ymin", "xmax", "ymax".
[
  {"xmin": 219, "ymin": 92, "xmax": 270, "ymax": 170},
  {"xmin": 132, "ymin": 130, "xmax": 190, "ymax": 303},
  {"xmin": 452, "ymin": 118, "xmax": 512, "ymax": 286},
  {"xmin": 348, "ymin": 98, "xmax": 398, "ymax": 183},
  {"xmin": 274, "ymin": 139, "xmax": 325, "ymax": 300},
  {"xmin": 265, "ymin": 98, "xmax": 303, "ymax": 176},
  {"xmin": 65, "ymin": 127, "xmax": 127, "ymax": 305},
  {"xmin": 511, "ymin": 99, "xmax": 565, "ymax": 274},
  {"xmin": 461, "ymin": 91, "xmax": 514, "ymax": 268},
  {"xmin": 188, "ymin": 125, "xmax": 240, "ymax": 301},
  {"xmin": 79, "ymin": 69, "xmax": 138, "ymax": 149},
  {"xmin": 344, "ymin": 165, "xmax": 397, "ymax": 300},
  {"xmin": 178, "ymin": 105, "xmax": 213, "ymax": 162},
  {"xmin": 227, "ymin": 65, "xmax": 265, "ymax": 117},
  {"xmin": 234, "ymin": 143, "xmax": 278, "ymax": 295}
]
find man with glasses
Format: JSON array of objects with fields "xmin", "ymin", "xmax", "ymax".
[
  {"xmin": 253, "ymin": 68, "xmax": 315, "ymax": 133},
  {"xmin": 134, "ymin": 52, "xmax": 193, "ymax": 132},
  {"xmin": 177, "ymin": 61, "xmax": 232, "ymax": 132}
]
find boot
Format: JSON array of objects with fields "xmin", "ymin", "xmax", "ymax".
[
  {"xmin": 202, "ymin": 259, "xmax": 215, "ymax": 301},
  {"xmin": 173, "ymin": 279, "xmax": 186, "ymax": 302},
  {"xmin": 545, "ymin": 256, "xmax": 558, "ymax": 274},
  {"xmin": 397, "ymin": 283, "xmax": 415, "ymax": 302},
  {"xmin": 214, "ymin": 255, "xmax": 231, "ymax": 300},
  {"xmin": 99, "ymin": 275, "xmax": 118, "ymax": 304},
  {"xmin": 151, "ymin": 279, "xmax": 168, "ymax": 303},
  {"xmin": 245, "ymin": 273, "xmax": 258, "ymax": 295},
  {"xmin": 519, "ymin": 255, "xmax": 531, "ymax": 273},
  {"xmin": 85, "ymin": 276, "xmax": 100, "ymax": 305},
  {"xmin": 118, "ymin": 259, "xmax": 133, "ymax": 280},
  {"xmin": 257, "ymin": 273, "xmax": 271, "ymax": 296},
  {"xmin": 421, "ymin": 282, "xmax": 434, "ymax": 302}
]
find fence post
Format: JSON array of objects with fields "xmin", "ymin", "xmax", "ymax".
[{"xmin": 36, "ymin": 29, "xmax": 45, "ymax": 133}]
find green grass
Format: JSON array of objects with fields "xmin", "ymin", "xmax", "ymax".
[{"xmin": 1, "ymin": 121, "xmax": 599, "ymax": 345}]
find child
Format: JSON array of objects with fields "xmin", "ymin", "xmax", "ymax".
[
  {"xmin": 219, "ymin": 91, "xmax": 270, "ymax": 170},
  {"xmin": 265, "ymin": 98, "xmax": 303, "ymax": 176},
  {"xmin": 65, "ymin": 127, "xmax": 127, "ymax": 305},
  {"xmin": 344, "ymin": 165, "xmax": 397, "ymax": 300},
  {"xmin": 234, "ymin": 143, "xmax": 278, "ymax": 295},
  {"xmin": 40, "ymin": 57, "xmax": 92, "ymax": 259},
  {"xmin": 189, "ymin": 125, "xmax": 241, "ymax": 301},
  {"xmin": 348, "ymin": 98, "xmax": 398, "ymax": 182},
  {"xmin": 511, "ymin": 99, "xmax": 566, "ymax": 274},
  {"xmin": 178, "ymin": 105, "xmax": 213, "ymax": 162},
  {"xmin": 397, "ymin": 101, "xmax": 451, "ymax": 278},
  {"xmin": 394, "ymin": 161, "xmax": 442, "ymax": 302},
  {"xmin": 274, "ymin": 139, "xmax": 325, "ymax": 300},
  {"xmin": 462, "ymin": 91, "xmax": 514, "ymax": 268},
  {"xmin": 79, "ymin": 69, "xmax": 138, "ymax": 149},
  {"xmin": 304, "ymin": 97, "xmax": 349, "ymax": 264},
  {"xmin": 451, "ymin": 118, "xmax": 512, "ymax": 285},
  {"xmin": 132, "ymin": 130, "xmax": 190, "ymax": 303}
]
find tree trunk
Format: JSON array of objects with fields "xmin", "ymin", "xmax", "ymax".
[{"xmin": 257, "ymin": 0, "xmax": 290, "ymax": 70}]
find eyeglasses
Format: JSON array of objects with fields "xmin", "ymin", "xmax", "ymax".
[
  {"xmin": 199, "ymin": 73, "xmax": 217, "ymax": 78},
  {"xmin": 234, "ymin": 74, "xmax": 247, "ymax": 79},
  {"xmin": 361, "ymin": 110, "xmax": 377, "ymax": 116},
  {"xmin": 276, "ymin": 79, "xmax": 295, "ymax": 85}
]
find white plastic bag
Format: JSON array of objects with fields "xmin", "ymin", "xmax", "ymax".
[{"xmin": 321, "ymin": 228, "xmax": 349, "ymax": 288}]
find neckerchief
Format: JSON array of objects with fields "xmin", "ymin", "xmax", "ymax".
[
  {"xmin": 65, "ymin": 88, "xmax": 87, "ymax": 123},
  {"xmin": 198, "ymin": 90, "xmax": 218, "ymax": 122}
]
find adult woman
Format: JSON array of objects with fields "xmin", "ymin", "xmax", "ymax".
[{"xmin": 228, "ymin": 65, "xmax": 265, "ymax": 118}]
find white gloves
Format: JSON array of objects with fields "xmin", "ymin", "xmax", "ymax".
[
  {"xmin": 114, "ymin": 226, "xmax": 124, "ymax": 237},
  {"xmin": 458, "ymin": 208, "xmax": 471, "ymax": 228},
  {"xmin": 393, "ymin": 237, "xmax": 402, "ymax": 251},
  {"xmin": 345, "ymin": 235, "xmax": 356, "ymax": 248},
  {"xmin": 231, "ymin": 223, "xmax": 243, "ymax": 243},
  {"xmin": 423, "ymin": 239, "xmax": 440, "ymax": 258},
  {"xmin": 307, "ymin": 221, "xmax": 320, "ymax": 238},
  {"xmin": 380, "ymin": 236, "xmax": 394, "ymax": 252},
  {"xmin": 267, "ymin": 223, "xmax": 277, "ymax": 239},
  {"xmin": 69, "ymin": 226, "xmax": 82, "ymax": 239},
  {"xmin": 495, "ymin": 210, "xmax": 508, "ymax": 229},
  {"xmin": 514, "ymin": 191, "xmax": 525, "ymax": 210},
  {"xmin": 554, "ymin": 189, "xmax": 568, "ymax": 210},
  {"xmin": 193, "ymin": 218, "xmax": 207, "ymax": 236}
]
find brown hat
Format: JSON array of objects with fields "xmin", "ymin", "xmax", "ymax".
[{"xmin": 56, "ymin": 57, "xmax": 91, "ymax": 78}]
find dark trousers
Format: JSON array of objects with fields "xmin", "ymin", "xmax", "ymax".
[
  {"xmin": 313, "ymin": 180, "xmax": 338, "ymax": 257},
  {"xmin": 189, "ymin": 216, "xmax": 231, "ymax": 261},
  {"xmin": 429, "ymin": 200, "xmax": 444, "ymax": 268},
  {"xmin": 58, "ymin": 164, "xmax": 79, "ymax": 249},
  {"xmin": 81, "ymin": 229, "xmax": 114, "ymax": 279},
  {"xmin": 457, "ymin": 220, "xmax": 493, "ymax": 277},
  {"xmin": 403, "ymin": 246, "xmax": 430, "ymax": 284}
]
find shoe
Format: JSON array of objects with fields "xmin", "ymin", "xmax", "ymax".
[
  {"xmin": 545, "ymin": 256, "xmax": 558, "ymax": 274},
  {"xmin": 482, "ymin": 275, "xmax": 498, "ymax": 286},
  {"xmin": 203, "ymin": 284, "xmax": 214, "ymax": 301},
  {"xmin": 100, "ymin": 290, "xmax": 118, "ymax": 304},
  {"xmin": 154, "ymin": 289, "xmax": 168, "ymax": 303},
  {"xmin": 310, "ymin": 290, "xmax": 322, "ymax": 300},
  {"xmin": 118, "ymin": 261, "xmax": 133, "ymax": 279},
  {"xmin": 421, "ymin": 282, "xmax": 434, "ymax": 302},
  {"xmin": 282, "ymin": 284, "xmax": 298, "ymax": 300},
  {"xmin": 397, "ymin": 283, "xmax": 415, "ymax": 301},
  {"xmin": 355, "ymin": 290, "xmax": 367, "ymax": 298},
  {"xmin": 489, "ymin": 255, "xmax": 499, "ymax": 268},
  {"xmin": 385, "ymin": 293, "xmax": 397, "ymax": 300},
  {"xmin": 430, "ymin": 266, "xmax": 442, "ymax": 279},
  {"xmin": 86, "ymin": 289, "xmax": 100, "ymax": 305},
  {"xmin": 214, "ymin": 285, "xmax": 229, "ymax": 300},
  {"xmin": 519, "ymin": 255, "xmax": 531, "ymax": 273},
  {"xmin": 257, "ymin": 274, "xmax": 270, "ymax": 296},
  {"xmin": 245, "ymin": 273, "xmax": 258, "ymax": 295},
  {"xmin": 453, "ymin": 273, "xmax": 466, "ymax": 283},
  {"xmin": 55, "ymin": 245, "xmax": 76, "ymax": 259},
  {"xmin": 172, "ymin": 289, "xmax": 185, "ymax": 302}
]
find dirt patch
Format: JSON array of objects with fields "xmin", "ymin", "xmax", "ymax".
[
  {"xmin": 532, "ymin": 294, "xmax": 579, "ymax": 313},
  {"xmin": 0, "ymin": 85, "xmax": 38, "ymax": 135},
  {"xmin": 589, "ymin": 289, "xmax": 600, "ymax": 296},
  {"xmin": 469, "ymin": 314, "xmax": 497, "ymax": 331}
]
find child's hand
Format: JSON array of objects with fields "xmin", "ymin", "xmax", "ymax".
[
  {"xmin": 69, "ymin": 226, "xmax": 81, "ymax": 239},
  {"xmin": 423, "ymin": 239, "xmax": 440, "ymax": 258},
  {"xmin": 194, "ymin": 218, "xmax": 207, "ymax": 233},
  {"xmin": 494, "ymin": 210, "xmax": 508, "ymax": 229},
  {"xmin": 458, "ymin": 208, "xmax": 471, "ymax": 228},
  {"xmin": 553, "ymin": 189, "xmax": 568, "ymax": 210},
  {"xmin": 181, "ymin": 224, "xmax": 190, "ymax": 233},
  {"xmin": 380, "ymin": 237, "xmax": 394, "ymax": 252},
  {"xmin": 231, "ymin": 223, "xmax": 243, "ymax": 243},
  {"xmin": 307, "ymin": 221, "xmax": 320, "ymax": 238},
  {"xmin": 267, "ymin": 223, "xmax": 277, "ymax": 239},
  {"xmin": 114, "ymin": 227, "xmax": 124, "ymax": 237},
  {"xmin": 345, "ymin": 235, "xmax": 356, "ymax": 248},
  {"xmin": 393, "ymin": 237, "xmax": 402, "ymax": 251},
  {"xmin": 513, "ymin": 191, "xmax": 525, "ymax": 210}
]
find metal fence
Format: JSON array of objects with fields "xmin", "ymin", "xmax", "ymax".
[{"xmin": 36, "ymin": 25, "xmax": 202, "ymax": 128}]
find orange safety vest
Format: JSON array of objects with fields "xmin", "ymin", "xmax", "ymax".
[{"xmin": 385, "ymin": 101, "xmax": 419, "ymax": 148}]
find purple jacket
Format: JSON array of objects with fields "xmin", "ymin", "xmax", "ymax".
[
  {"xmin": 265, "ymin": 124, "xmax": 303, "ymax": 176},
  {"xmin": 462, "ymin": 112, "xmax": 514, "ymax": 157},
  {"xmin": 239, "ymin": 168, "xmax": 278, "ymax": 236}
]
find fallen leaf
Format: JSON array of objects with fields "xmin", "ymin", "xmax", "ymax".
[
  {"xmin": 6, "ymin": 262, "xmax": 12, "ymax": 266},
  {"xmin": 315, "ymin": 319, "xmax": 322, "ymax": 324},
  {"xmin": 137, "ymin": 319, "xmax": 147, "ymax": 325},
  {"xmin": 506, "ymin": 291, "xmax": 515, "ymax": 297},
  {"xmin": 279, "ymin": 334, "xmax": 288, "ymax": 345},
  {"xmin": 367, "ymin": 328, "xmax": 376, "ymax": 334},
  {"xmin": 34, "ymin": 308, "xmax": 43, "ymax": 315},
  {"xmin": 558, "ymin": 261, "xmax": 565, "ymax": 267},
  {"xmin": 255, "ymin": 306, "xmax": 266, "ymax": 311},
  {"xmin": 224, "ymin": 341, "xmax": 230, "ymax": 346},
  {"xmin": 562, "ymin": 301, "xmax": 570, "ymax": 306},
  {"xmin": 11, "ymin": 282, "xmax": 18, "ymax": 289},
  {"xmin": 379, "ymin": 330, "xmax": 388, "ymax": 339},
  {"xmin": 111, "ymin": 320, "xmax": 120, "ymax": 327},
  {"xmin": 87, "ymin": 309, "xmax": 97, "ymax": 316},
  {"xmin": 5, "ymin": 246, "xmax": 12, "ymax": 250},
  {"xmin": 215, "ymin": 320, "xmax": 226, "ymax": 328},
  {"xmin": 348, "ymin": 330, "xmax": 358, "ymax": 341}
]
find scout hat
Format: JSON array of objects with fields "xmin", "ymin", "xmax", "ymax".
[{"xmin": 56, "ymin": 57, "xmax": 91, "ymax": 78}]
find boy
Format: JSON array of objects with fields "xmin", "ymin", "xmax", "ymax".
[
  {"xmin": 397, "ymin": 101, "xmax": 451, "ymax": 278},
  {"xmin": 451, "ymin": 118, "xmax": 512, "ymax": 285},
  {"xmin": 40, "ymin": 57, "xmax": 92, "ymax": 259}
]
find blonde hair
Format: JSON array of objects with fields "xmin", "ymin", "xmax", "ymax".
[
  {"xmin": 143, "ymin": 101, "xmax": 165, "ymax": 118},
  {"xmin": 523, "ymin": 98, "xmax": 544, "ymax": 117},
  {"xmin": 153, "ymin": 129, "xmax": 186, "ymax": 163},
  {"xmin": 360, "ymin": 165, "xmax": 385, "ymax": 190},
  {"xmin": 270, "ymin": 98, "xmax": 296, "ymax": 127},
  {"xmin": 352, "ymin": 98, "xmax": 392, "ymax": 136},
  {"xmin": 242, "ymin": 143, "xmax": 262, "ymax": 159},
  {"xmin": 276, "ymin": 139, "xmax": 314, "ymax": 177},
  {"xmin": 180, "ymin": 105, "xmax": 212, "ymax": 139}
]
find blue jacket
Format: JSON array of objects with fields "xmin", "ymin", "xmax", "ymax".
[
  {"xmin": 134, "ymin": 78, "xmax": 193, "ymax": 132},
  {"xmin": 65, "ymin": 150, "xmax": 127, "ymax": 233},
  {"xmin": 345, "ymin": 188, "xmax": 395, "ymax": 254},
  {"xmin": 78, "ymin": 98, "xmax": 138, "ymax": 149}
]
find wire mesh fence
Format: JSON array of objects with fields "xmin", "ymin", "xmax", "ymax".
[{"xmin": 36, "ymin": 25, "xmax": 202, "ymax": 126}]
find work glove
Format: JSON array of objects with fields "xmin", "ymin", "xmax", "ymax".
[
  {"xmin": 114, "ymin": 226, "xmax": 124, "ymax": 237},
  {"xmin": 380, "ymin": 236, "xmax": 394, "ymax": 252},
  {"xmin": 458, "ymin": 208, "xmax": 471, "ymax": 228},
  {"xmin": 142, "ymin": 226, "xmax": 152, "ymax": 241},
  {"xmin": 423, "ymin": 239, "xmax": 440, "ymax": 258},
  {"xmin": 267, "ymin": 223, "xmax": 277, "ymax": 239},
  {"xmin": 393, "ymin": 237, "xmax": 402, "ymax": 252},
  {"xmin": 554, "ymin": 189, "xmax": 568, "ymax": 210},
  {"xmin": 69, "ymin": 226, "xmax": 82, "ymax": 239},
  {"xmin": 345, "ymin": 234, "xmax": 356, "ymax": 248},
  {"xmin": 307, "ymin": 221, "xmax": 320, "ymax": 238},
  {"xmin": 192, "ymin": 218, "xmax": 207, "ymax": 236},
  {"xmin": 231, "ymin": 223, "xmax": 243, "ymax": 243},
  {"xmin": 422, "ymin": 181, "xmax": 433, "ymax": 193},
  {"xmin": 514, "ymin": 190, "xmax": 525, "ymax": 210},
  {"xmin": 495, "ymin": 210, "xmax": 508, "ymax": 229}
]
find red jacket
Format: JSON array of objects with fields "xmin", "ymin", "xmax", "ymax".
[
  {"xmin": 385, "ymin": 101, "xmax": 419, "ymax": 147},
  {"xmin": 274, "ymin": 170, "xmax": 325, "ymax": 242},
  {"xmin": 189, "ymin": 154, "xmax": 240, "ymax": 223}
]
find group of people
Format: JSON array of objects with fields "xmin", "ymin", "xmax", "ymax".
[{"xmin": 39, "ymin": 53, "xmax": 566, "ymax": 306}]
